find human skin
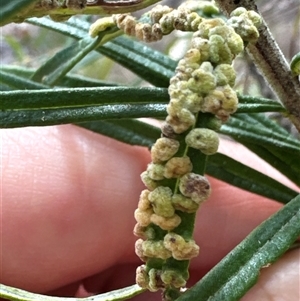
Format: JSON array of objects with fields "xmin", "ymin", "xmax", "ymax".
[{"xmin": 1, "ymin": 125, "xmax": 299, "ymax": 301}]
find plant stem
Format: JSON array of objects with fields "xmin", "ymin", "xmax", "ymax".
[
  {"xmin": 214, "ymin": 0, "xmax": 300, "ymax": 133},
  {"xmin": 2, "ymin": 0, "xmax": 161, "ymax": 25}
]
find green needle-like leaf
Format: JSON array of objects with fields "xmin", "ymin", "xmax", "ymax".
[
  {"xmin": 78, "ymin": 119, "xmax": 298, "ymax": 204},
  {"xmin": 177, "ymin": 193, "xmax": 300, "ymax": 301},
  {"xmin": 0, "ymin": 70, "xmax": 50, "ymax": 90},
  {"xmin": 1, "ymin": 65, "xmax": 118, "ymax": 88},
  {"xmin": 34, "ymin": 34, "xmax": 111, "ymax": 86},
  {"xmin": 27, "ymin": 17, "xmax": 176, "ymax": 87},
  {"xmin": 78, "ymin": 119, "xmax": 160, "ymax": 148},
  {"xmin": 0, "ymin": 0, "xmax": 37, "ymax": 26},
  {"xmin": 221, "ymin": 113, "xmax": 300, "ymax": 185},
  {"xmin": 0, "ymin": 283, "xmax": 144, "ymax": 301},
  {"xmin": 206, "ymin": 153, "xmax": 298, "ymax": 204},
  {"xmin": 0, "ymin": 87, "xmax": 169, "ymax": 128},
  {"xmin": 222, "ymin": 114, "xmax": 300, "ymax": 154},
  {"xmin": 1, "ymin": 87, "xmax": 168, "ymax": 109},
  {"xmin": 243, "ymin": 142, "xmax": 300, "ymax": 186},
  {"xmin": 98, "ymin": 37, "xmax": 175, "ymax": 87}
]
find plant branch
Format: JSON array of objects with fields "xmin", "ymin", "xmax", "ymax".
[
  {"xmin": 2, "ymin": 0, "xmax": 161, "ymax": 25},
  {"xmin": 214, "ymin": 0, "xmax": 300, "ymax": 133}
]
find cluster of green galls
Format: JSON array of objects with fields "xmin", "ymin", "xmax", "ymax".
[{"xmin": 103, "ymin": 1, "xmax": 262, "ymax": 296}]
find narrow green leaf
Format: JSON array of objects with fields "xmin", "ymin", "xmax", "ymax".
[
  {"xmin": 243, "ymin": 142, "xmax": 300, "ymax": 186},
  {"xmin": 32, "ymin": 34, "xmax": 107, "ymax": 86},
  {"xmin": 177, "ymin": 194, "xmax": 300, "ymax": 301},
  {"xmin": 78, "ymin": 119, "xmax": 297, "ymax": 204},
  {"xmin": 99, "ymin": 37, "xmax": 175, "ymax": 87},
  {"xmin": 0, "ymin": 283, "xmax": 144, "ymax": 301},
  {"xmin": 236, "ymin": 103, "xmax": 285, "ymax": 113},
  {"xmin": 27, "ymin": 16, "xmax": 87, "ymax": 40},
  {"xmin": 1, "ymin": 65, "xmax": 118, "ymax": 88},
  {"xmin": 222, "ymin": 114, "xmax": 300, "ymax": 185},
  {"xmin": 30, "ymin": 42, "xmax": 88, "ymax": 83},
  {"xmin": 221, "ymin": 114, "xmax": 300, "ymax": 154},
  {"xmin": 0, "ymin": 0, "xmax": 37, "ymax": 26},
  {"xmin": 206, "ymin": 153, "xmax": 298, "ymax": 204},
  {"xmin": 1, "ymin": 87, "xmax": 168, "ymax": 110},
  {"xmin": 78, "ymin": 119, "xmax": 160, "ymax": 148},
  {"xmin": 0, "ymin": 103, "xmax": 166, "ymax": 128},
  {"xmin": 237, "ymin": 94, "xmax": 286, "ymax": 113},
  {"xmin": 235, "ymin": 112, "xmax": 293, "ymax": 137},
  {"xmin": 27, "ymin": 17, "xmax": 176, "ymax": 86},
  {"xmin": 0, "ymin": 70, "xmax": 49, "ymax": 90}
]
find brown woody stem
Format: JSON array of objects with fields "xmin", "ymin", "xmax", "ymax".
[{"xmin": 214, "ymin": 0, "xmax": 300, "ymax": 133}]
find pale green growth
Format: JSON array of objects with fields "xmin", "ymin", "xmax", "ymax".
[
  {"xmin": 168, "ymin": 81, "xmax": 191, "ymax": 99},
  {"xmin": 136, "ymin": 265, "xmax": 150, "ymax": 290},
  {"xmin": 166, "ymin": 108, "xmax": 196, "ymax": 134},
  {"xmin": 209, "ymin": 34, "xmax": 233, "ymax": 64},
  {"xmin": 185, "ymin": 128, "xmax": 219, "ymax": 155},
  {"xmin": 133, "ymin": 5, "xmax": 265, "ymax": 295},
  {"xmin": 148, "ymin": 268, "xmax": 163, "ymax": 292},
  {"xmin": 202, "ymin": 85, "xmax": 238, "ymax": 121},
  {"xmin": 150, "ymin": 213, "xmax": 181, "ymax": 230},
  {"xmin": 164, "ymin": 233, "xmax": 199, "ymax": 260},
  {"xmin": 142, "ymin": 240, "xmax": 172, "ymax": 259},
  {"xmin": 136, "ymin": 23, "xmax": 163, "ymax": 42},
  {"xmin": 184, "ymin": 93, "xmax": 204, "ymax": 113},
  {"xmin": 159, "ymin": 7, "xmax": 202, "ymax": 34},
  {"xmin": 134, "ymin": 223, "xmax": 156, "ymax": 240},
  {"xmin": 188, "ymin": 62, "xmax": 216, "ymax": 95},
  {"xmin": 167, "ymin": 98, "xmax": 184, "ymax": 116},
  {"xmin": 167, "ymin": 91, "xmax": 203, "ymax": 114},
  {"xmin": 179, "ymin": 173, "xmax": 211, "ymax": 204},
  {"xmin": 184, "ymin": 48, "xmax": 201, "ymax": 64},
  {"xmin": 138, "ymin": 189, "xmax": 151, "ymax": 211},
  {"xmin": 180, "ymin": 0, "xmax": 219, "ymax": 16},
  {"xmin": 135, "ymin": 238, "xmax": 148, "ymax": 262},
  {"xmin": 158, "ymin": 12, "xmax": 175, "ymax": 35},
  {"xmin": 197, "ymin": 18, "xmax": 226, "ymax": 39},
  {"xmin": 214, "ymin": 64, "xmax": 236, "ymax": 87},
  {"xmin": 161, "ymin": 269, "xmax": 187, "ymax": 288},
  {"xmin": 149, "ymin": 4, "xmax": 173, "ymax": 23},
  {"xmin": 209, "ymin": 25, "xmax": 244, "ymax": 57},
  {"xmin": 89, "ymin": 16, "xmax": 115, "ymax": 38},
  {"xmin": 190, "ymin": 37, "xmax": 210, "ymax": 62},
  {"xmin": 290, "ymin": 52, "xmax": 300, "ymax": 75},
  {"xmin": 147, "ymin": 163, "xmax": 165, "ymax": 181},
  {"xmin": 227, "ymin": 8, "xmax": 262, "ymax": 43},
  {"xmin": 174, "ymin": 59, "xmax": 200, "ymax": 81},
  {"xmin": 230, "ymin": 7, "xmax": 262, "ymax": 28},
  {"xmin": 133, "ymin": 223, "xmax": 147, "ymax": 239},
  {"xmin": 149, "ymin": 187, "xmax": 175, "ymax": 217},
  {"xmin": 134, "ymin": 208, "xmax": 153, "ymax": 227},
  {"xmin": 163, "ymin": 156, "xmax": 193, "ymax": 178},
  {"xmin": 172, "ymin": 193, "xmax": 199, "ymax": 213},
  {"xmin": 151, "ymin": 137, "xmax": 180, "ymax": 163},
  {"xmin": 137, "ymin": 266, "xmax": 174, "ymax": 292},
  {"xmin": 113, "ymin": 14, "xmax": 136, "ymax": 35},
  {"xmin": 186, "ymin": 12, "xmax": 203, "ymax": 31},
  {"xmin": 112, "ymin": 14, "xmax": 163, "ymax": 42},
  {"xmin": 141, "ymin": 171, "xmax": 159, "ymax": 190}
]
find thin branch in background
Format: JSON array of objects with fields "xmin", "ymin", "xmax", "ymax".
[{"xmin": 214, "ymin": 0, "xmax": 300, "ymax": 133}]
